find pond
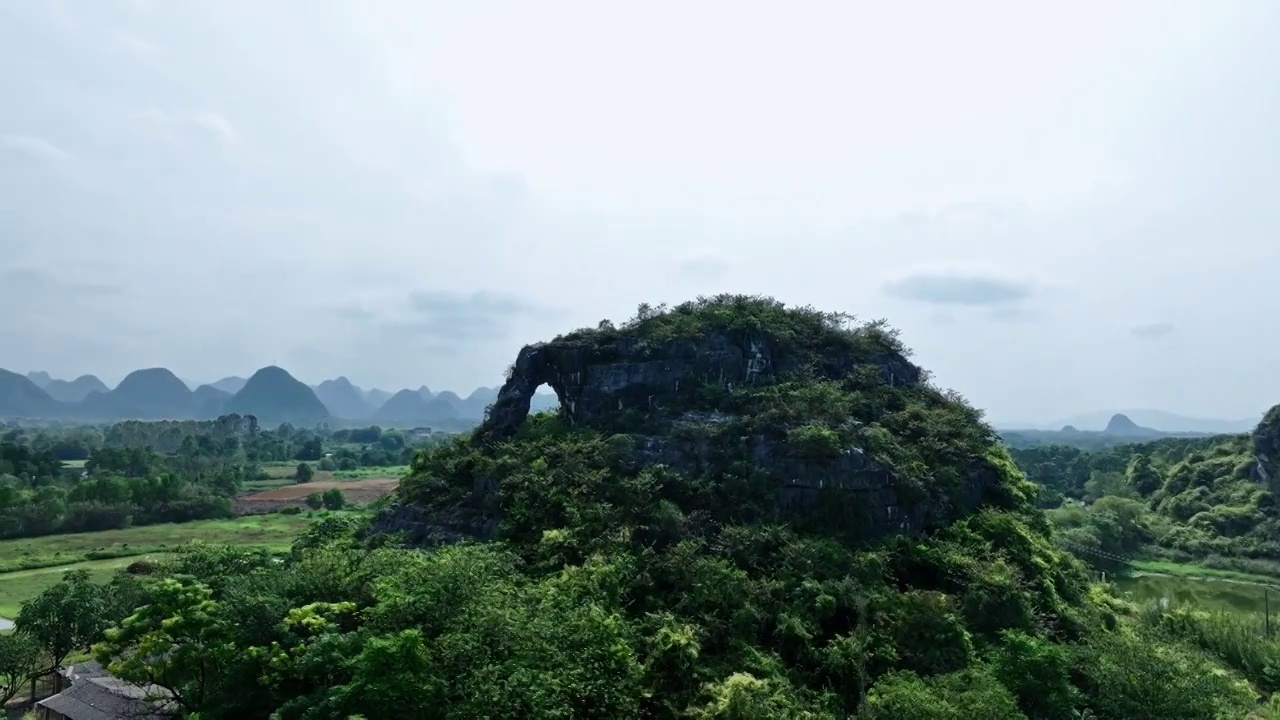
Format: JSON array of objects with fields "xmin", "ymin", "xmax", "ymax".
[
  {"xmin": 1114, "ymin": 573, "xmax": 1280, "ymax": 616},
  {"xmin": 0, "ymin": 617, "xmax": 11, "ymax": 632}
]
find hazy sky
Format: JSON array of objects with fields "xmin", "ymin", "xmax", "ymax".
[{"xmin": 2, "ymin": 0, "xmax": 1278, "ymax": 423}]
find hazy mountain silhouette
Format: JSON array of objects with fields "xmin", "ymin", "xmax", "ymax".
[
  {"xmin": 313, "ymin": 377, "xmax": 369, "ymax": 419},
  {"xmin": 25, "ymin": 373, "xmax": 109, "ymax": 403},
  {"xmin": 434, "ymin": 390, "xmax": 463, "ymax": 410},
  {"xmin": 363, "ymin": 388, "xmax": 393, "ymax": 414},
  {"xmin": 1102, "ymin": 413, "xmax": 1158, "ymax": 436},
  {"xmin": 25, "ymin": 371, "xmax": 53, "ymax": 388},
  {"xmin": 459, "ymin": 387, "xmax": 498, "ymax": 419},
  {"xmin": 369, "ymin": 389, "xmax": 439, "ymax": 425},
  {"xmin": 1000, "ymin": 408, "xmax": 1262, "ymax": 434},
  {"xmin": 225, "ymin": 366, "xmax": 330, "ymax": 426},
  {"xmin": 2, "ymin": 364, "xmax": 557, "ymax": 425},
  {"xmin": 208, "ymin": 376, "xmax": 248, "ymax": 395},
  {"xmin": 192, "ymin": 384, "xmax": 232, "ymax": 418},
  {"xmin": 79, "ymin": 368, "xmax": 195, "ymax": 419},
  {"xmin": 0, "ymin": 369, "xmax": 61, "ymax": 418},
  {"xmin": 530, "ymin": 391, "xmax": 560, "ymax": 414}
]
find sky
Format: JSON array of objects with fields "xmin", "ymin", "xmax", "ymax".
[{"xmin": 2, "ymin": 0, "xmax": 1278, "ymax": 424}]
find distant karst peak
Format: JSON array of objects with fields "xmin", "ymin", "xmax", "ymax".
[{"xmin": 1104, "ymin": 413, "xmax": 1142, "ymax": 434}]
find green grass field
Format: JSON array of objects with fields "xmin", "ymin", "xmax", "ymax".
[
  {"xmin": 0, "ymin": 515, "xmax": 315, "ymax": 574},
  {"xmin": 1129, "ymin": 559, "xmax": 1280, "ymax": 587},
  {"xmin": 0, "ymin": 556, "xmax": 168, "ymax": 619},
  {"xmin": 0, "ymin": 514, "xmax": 322, "ymax": 620}
]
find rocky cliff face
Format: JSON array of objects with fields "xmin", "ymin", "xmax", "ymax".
[
  {"xmin": 480, "ymin": 331, "xmax": 920, "ymax": 439},
  {"xmin": 382, "ymin": 297, "xmax": 1013, "ymax": 547},
  {"xmin": 1255, "ymin": 403, "xmax": 1280, "ymax": 487}
]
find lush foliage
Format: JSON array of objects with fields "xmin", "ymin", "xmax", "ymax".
[
  {"xmin": 1015, "ymin": 431, "xmax": 1280, "ymax": 572},
  {"xmin": 0, "ymin": 631, "xmax": 42, "ymax": 705},
  {"xmin": 0, "ymin": 421, "xmax": 431, "ymax": 539},
  {"xmin": 10, "ymin": 298, "xmax": 1277, "ymax": 718}
]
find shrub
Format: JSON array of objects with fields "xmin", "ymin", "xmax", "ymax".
[
  {"xmin": 784, "ymin": 424, "xmax": 846, "ymax": 460},
  {"xmin": 295, "ymin": 462, "xmax": 315, "ymax": 484},
  {"xmin": 321, "ymin": 488, "xmax": 345, "ymax": 510}
]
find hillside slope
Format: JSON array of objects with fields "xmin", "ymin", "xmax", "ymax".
[
  {"xmin": 0, "ymin": 369, "xmax": 61, "ymax": 418},
  {"xmin": 370, "ymin": 389, "xmax": 436, "ymax": 425},
  {"xmin": 78, "ymin": 296, "xmax": 1269, "ymax": 718},
  {"xmin": 379, "ymin": 295, "xmax": 1125, "ymax": 716},
  {"xmin": 224, "ymin": 366, "xmax": 330, "ymax": 426},
  {"xmin": 77, "ymin": 367, "xmax": 194, "ymax": 419},
  {"xmin": 313, "ymin": 376, "xmax": 369, "ymax": 419},
  {"xmin": 208, "ymin": 376, "xmax": 248, "ymax": 394},
  {"xmin": 192, "ymin": 384, "xmax": 232, "ymax": 418},
  {"xmin": 39, "ymin": 374, "xmax": 109, "ymax": 403}
]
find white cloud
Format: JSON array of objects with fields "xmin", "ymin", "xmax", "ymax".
[
  {"xmin": 134, "ymin": 109, "xmax": 238, "ymax": 147},
  {"xmin": 883, "ymin": 273, "xmax": 1036, "ymax": 308},
  {"xmin": 110, "ymin": 32, "xmax": 162, "ymax": 60},
  {"xmin": 1132, "ymin": 322, "xmax": 1176, "ymax": 340},
  {"xmin": 0, "ymin": 134, "xmax": 71, "ymax": 162},
  {"xmin": 1, "ymin": 0, "xmax": 1278, "ymax": 421}
]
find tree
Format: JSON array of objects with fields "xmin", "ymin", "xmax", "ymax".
[
  {"xmin": 321, "ymin": 488, "xmax": 346, "ymax": 510},
  {"xmin": 318, "ymin": 457, "xmax": 337, "ymax": 472},
  {"xmin": 15, "ymin": 570, "xmax": 111, "ymax": 686},
  {"xmin": 295, "ymin": 438, "xmax": 323, "ymax": 462},
  {"xmin": 0, "ymin": 632, "xmax": 42, "ymax": 705},
  {"xmin": 1083, "ymin": 471, "xmax": 1134, "ymax": 503},
  {"xmin": 305, "ymin": 493, "xmax": 324, "ymax": 510},
  {"xmin": 295, "ymin": 462, "xmax": 315, "ymax": 484},
  {"xmin": 1126, "ymin": 454, "xmax": 1163, "ymax": 496},
  {"xmin": 94, "ymin": 576, "xmax": 232, "ymax": 716}
]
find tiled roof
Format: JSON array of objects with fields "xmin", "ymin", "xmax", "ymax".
[{"xmin": 37, "ymin": 675, "xmax": 175, "ymax": 720}]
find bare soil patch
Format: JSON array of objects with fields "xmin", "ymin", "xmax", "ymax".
[{"xmin": 235, "ymin": 477, "xmax": 399, "ymax": 514}]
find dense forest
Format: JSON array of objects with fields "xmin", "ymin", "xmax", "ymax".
[
  {"xmin": 0, "ymin": 419, "xmax": 430, "ymax": 539},
  {"xmin": 1013, "ymin": 413, "xmax": 1280, "ymax": 577},
  {"xmin": 4, "ymin": 296, "xmax": 1278, "ymax": 718}
]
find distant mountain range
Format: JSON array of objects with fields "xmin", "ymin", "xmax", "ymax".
[
  {"xmin": 1, "ymin": 367, "xmax": 559, "ymax": 427},
  {"xmin": 994, "ymin": 408, "xmax": 1262, "ymax": 435},
  {"xmin": 997, "ymin": 412, "xmax": 1249, "ymax": 449}
]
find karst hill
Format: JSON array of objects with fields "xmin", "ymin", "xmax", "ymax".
[
  {"xmin": 224, "ymin": 365, "xmax": 331, "ymax": 427},
  {"xmin": 393, "ymin": 295, "xmax": 1034, "ymax": 545},
  {"xmin": 383, "ymin": 295, "xmax": 1102, "ymax": 715}
]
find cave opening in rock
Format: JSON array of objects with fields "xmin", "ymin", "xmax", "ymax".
[{"xmin": 528, "ymin": 383, "xmax": 566, "ymax": 419}]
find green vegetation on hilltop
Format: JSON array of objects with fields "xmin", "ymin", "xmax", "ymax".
[{"xmin": 556, "ymin": 296, "xmax": 910, "ymax": 368}]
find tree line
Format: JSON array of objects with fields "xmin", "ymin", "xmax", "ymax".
[{"xmin": 0, "ymin": 418, "xmax": 439, "ymax": 539}]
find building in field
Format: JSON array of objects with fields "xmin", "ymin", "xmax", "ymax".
[{"xmin": 35, "ymin": 661, "xmax": 176, "ymax": 720}]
